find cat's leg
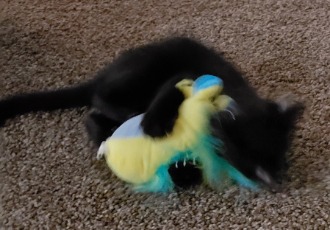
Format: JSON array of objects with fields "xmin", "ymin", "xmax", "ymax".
[
  {"xmin": 140, "ymin": 77, "xmax": 207, "ymax": 188},
  {"xmin": 85, "ymin": 110, "xmax": 122, "ymax": 145},
  {"xmin": 141, "ymin": 78, "xmax": 186, "ymax": 137}
]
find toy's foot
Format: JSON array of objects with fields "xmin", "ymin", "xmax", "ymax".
[{"xmin": 96, "ymin": 141, "xmax": 106, "ymax": 160}]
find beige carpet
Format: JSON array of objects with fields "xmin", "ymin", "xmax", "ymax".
[{"xmin": 1, "ymin": 0, "xmax": 329, "ymax": 229}]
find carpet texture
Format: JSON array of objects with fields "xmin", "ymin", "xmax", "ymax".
[{"xmin": 1, "ymin": 0, "xmax": 329, "ymax": 229}]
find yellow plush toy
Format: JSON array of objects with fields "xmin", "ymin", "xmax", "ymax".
[{"xmin": 97, "ymin": 75, "xmax": 258, "ymax": 192}]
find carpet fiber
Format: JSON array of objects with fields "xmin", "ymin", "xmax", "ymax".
[{"xmin": 1, "ymin": 0, "xmax": 329, "ymax": 229}]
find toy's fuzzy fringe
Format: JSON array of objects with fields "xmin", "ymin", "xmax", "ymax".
[{"xmin": 133, "ymin": 135, "xmax": 258, "ymax": 193}]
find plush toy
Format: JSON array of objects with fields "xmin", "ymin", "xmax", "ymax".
[{"xmin": 97, "ymin": 75, "xmax": 258, "ymax": 192}]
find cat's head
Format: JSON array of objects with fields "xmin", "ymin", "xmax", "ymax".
[{"xmin": 212, "ymin": 96, "xmax": 304, "ymax": 191}]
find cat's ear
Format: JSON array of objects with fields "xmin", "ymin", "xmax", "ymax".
[{"xmin": 276, "ymin": 94, "xmax": 305, "ymax": 126}]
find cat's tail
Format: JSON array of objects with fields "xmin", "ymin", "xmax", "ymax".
[{"xmin": 0, "ymin": 80, "xmax": 96, "ymax": 126}]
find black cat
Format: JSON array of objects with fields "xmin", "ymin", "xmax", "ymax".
[{"xmin": 0, "ymin": 37, "xmax": 303, "ymax": 191}]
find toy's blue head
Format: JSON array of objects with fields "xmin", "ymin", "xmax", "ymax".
[{"xmin": 193, "ymin": 75, "xmax": 223, "ymax": 95}]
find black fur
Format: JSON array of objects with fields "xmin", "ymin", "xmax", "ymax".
[
  {"xmin": 0, "ymin": 37, "xmax": 303, "ymax": 190},
  {"xmin": 0, "ymin": 81, "xmax": 95, "ymax": 126},
  {"xmin": 212, "ymin": 101, "xmax": 303, "ymax": 187},
  {"xmin": 168, "ymin": 161, "xmax": 203, "ymax": 189},
  {"xmin": 141, "ymin": 76, "xmax": 186, "ymax": 137}
]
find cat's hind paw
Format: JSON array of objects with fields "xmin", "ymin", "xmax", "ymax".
[{"xmin": 96, "ymin": 141, "xmax": 106, "ymax": 160}]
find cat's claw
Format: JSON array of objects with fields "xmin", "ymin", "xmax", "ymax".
[{"xmin": 97, "ymin": 142, "xmax": 106, "ymax": 160}]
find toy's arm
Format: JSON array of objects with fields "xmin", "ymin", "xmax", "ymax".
[
  {"xmin": 214, "ymin": 95, "xmax": 234, "ymax": 111},
  {"xmin": 141, "ymin": 79, "xmax": 185, "ymax": 138}
]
